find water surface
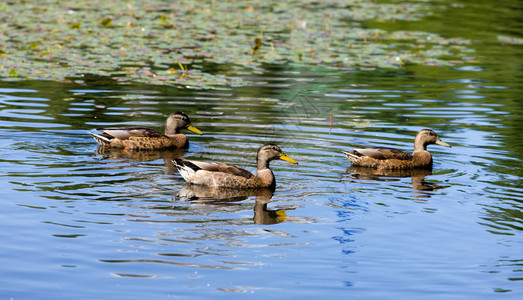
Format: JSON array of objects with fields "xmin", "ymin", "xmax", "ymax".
[{"xmin": 1, "ymin": 1, "xmax": 522, "ymax": 299}]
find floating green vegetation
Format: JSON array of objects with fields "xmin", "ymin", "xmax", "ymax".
[{"xmin": 0, "ymin": 0, "xmax": 474, "ymax": 89}]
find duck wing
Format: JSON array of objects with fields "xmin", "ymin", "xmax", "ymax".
[
  {"xmin": 97, "ymin": 127, "xmax": 164, "ymax": 139},
  {"xmin": 182, "ymin": 160, "xmax": 255, "ymax": 179},
  {"xmin": 354, "ymin": 147, "xmax": 412, "ymax": 160}
]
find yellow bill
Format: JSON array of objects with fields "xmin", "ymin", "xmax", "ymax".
[
  {"xmin": 435, "ymin": 138, "xmax": 451, "ymax": 147},
  {"xmin": 187, "ymin": 124, "xmax": 203, "ymax": 135},
  {"xmin": 279, "ymin": 153, "xmax": 298, "ymax": 164}
]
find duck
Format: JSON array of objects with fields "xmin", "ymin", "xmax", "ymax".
[
  {"xmin": 342, "ymin": 129, "xmax": 451, "ymax": 169},
  {"xmin": 89, "ymin": 112, "xmax": 202, "ymax": 150},
  {"xmin": 173, "ymin": 144, "xmax": 298, "ymax": 189}
]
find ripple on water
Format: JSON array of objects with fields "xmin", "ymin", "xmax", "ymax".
[{"xmin": 1, "ymin": 62, "xmax": 522, "ymax": 297}]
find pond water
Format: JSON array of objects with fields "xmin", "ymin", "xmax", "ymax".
[{"xmin": 1, "ymin": 1, "xmax": 522, "ymax": 299}]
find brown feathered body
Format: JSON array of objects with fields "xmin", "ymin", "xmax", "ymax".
[
  {"xmin": 89, "ymin": 112, "xmax": 201, "ymax": 150},
  {"xmin": 343, "ymin": 129, "xmax": 450, "ymax": 170},
  {"xmin": 92, "ymin": 128, "xmax": 189, "ymax": 150},
  {"xmin": 173, "ymin": 144, "xmax": 298, "ymax": 189}
]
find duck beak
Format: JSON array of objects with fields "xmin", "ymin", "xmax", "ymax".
[
  {"xmin": 187, "ymin": 124, "xmax": 203, "ymax": 135},
  {"xmin": 435, "ymin": 138, "xmax": 451, "ymax": 147},
  {"xmin": 279, "ymin": 153, "xmax": 298, "ymax": 164}
]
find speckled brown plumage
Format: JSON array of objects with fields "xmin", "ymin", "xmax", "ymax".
[
  {"xmin": 342, "ymin": 129, "xmax": 451, "ymax": 169},
  {"xmin": 89, "ymin": 112, "xmax": 202, "ymax": 150},
  {"xmin": 173, "ymin": 144, "xmax": 298, "ymax": 189}
]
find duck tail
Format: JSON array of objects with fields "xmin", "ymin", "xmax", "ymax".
[
  {"xmin": 342, "ymin": 151, "xmax": 359, "ymax": 164},
  {"xmin": 173, "ymin": 159, "xmax": 198, "ymax": 182},
  {"xmin": 89, "ymin": 132, "xmax": 111, "ymax": 146}
]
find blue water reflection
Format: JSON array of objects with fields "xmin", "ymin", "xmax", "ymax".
[{"xmin": 1, "ymin": 7, "xmax": 523, "ymax": 300}]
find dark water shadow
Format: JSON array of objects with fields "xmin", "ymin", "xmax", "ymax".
[
  {"xmin": 94, "ymin": 146, "xmax": 186, "ymax": 173},
  {"xmin": 344, "ymin": 166, "xmax": 449, "ymax": 199},
  {"xmin": 175, "ymin": 184, "xmax": 291, "ymax": 225}
]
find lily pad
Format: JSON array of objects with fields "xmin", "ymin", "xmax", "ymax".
[{"xmin": 0, "ymin": 0, "xmax": 475, "ymax": 89}]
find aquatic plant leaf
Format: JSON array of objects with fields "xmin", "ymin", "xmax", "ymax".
[
  {"xmin": 101, "ymin": 17, "xmax": 112, "ymax": 28},
  {"xmin": 0, "ymin": 0, "xmax": 475, "ymax": 89}
]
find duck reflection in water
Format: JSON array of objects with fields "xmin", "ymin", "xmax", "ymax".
[
  {"xmin": 176, "ymin": 185, "xmax": 291, "ymax": 225},
  {"xmin": 94, "ymin": 147, "xmax": 186, "ymax": 174},
  {"xmin": 344, "ymin": 166, "xmax": 448, "ymax": 198}
]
